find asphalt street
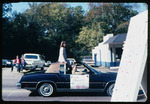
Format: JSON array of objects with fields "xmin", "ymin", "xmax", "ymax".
[{"xmin": 2, "ymin": 66, "xmax": 146, "ymax": 102}]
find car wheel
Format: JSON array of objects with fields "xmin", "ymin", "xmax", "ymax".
[
  {"xmin": 38, "ymin": 83, "xmax": 54, "ymax": 97},
  {"xmin": 106, "ymin": 83, "xmax": 114, "ymax": 96}
]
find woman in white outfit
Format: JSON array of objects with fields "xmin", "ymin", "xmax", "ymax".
[
  {"xmin": 58, "ymin": 41, "xmax": 68, "ymax": 63},
  {"xmin": 58, "ymin": 41, "xmax": 71, "ymax": 73}
]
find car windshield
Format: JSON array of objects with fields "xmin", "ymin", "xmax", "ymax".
[
  {"xmin": 25, "ymin": 55, "xmax": 38, "ymax": 59},
  {"xmin": 82, "ymin": 62, "xmax": 100, "ymax": 74}
]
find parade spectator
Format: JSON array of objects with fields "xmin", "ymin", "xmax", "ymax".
[
  {"xmin": 20, "ymin": 56, "xmax": 25, "ymax": 71},
  {"xmin": 15, "ymin": 55, "xmax": 21, "ymax": 72},
  {"xmin": 11, "ymin": 59, "xmax": 15, "ymax": 72}
]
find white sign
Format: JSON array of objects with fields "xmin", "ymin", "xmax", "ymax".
[
  {"xmin": 111, "ymin": 10, "xmax": 148, "ymax": 102},
  {"xmin": 70, "ymin": 74, "xmax": 89, "ymax": 89}
]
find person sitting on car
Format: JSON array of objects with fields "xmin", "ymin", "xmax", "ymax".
[
  {"xmin": 72, "ymin": 64, "xmax": 77, "ymax": 74},
  {"xmin": 72, "ymin": 64, "xmax": 87, "ymax": 75}
]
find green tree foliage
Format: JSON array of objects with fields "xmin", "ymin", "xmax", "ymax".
[
  {"xmin": 2, "ymin": 2, "xmax": 85, "ymax": 61},
  {"xmin": 23, "ymin": 3, "xmax": 85, "ymax": 61},
  {"xmin": 2, "ymin": 3, "xmax": 13, "ymax": 58},
  {"xmin": 85, "ymin": 3, "xmax": 138, "ymax": 35},
  {"xmin": 2, "ymin": 3, "xmax": 12, "ymax": 18},
  {"xmin": 2, "ymin": 2, "xmax": 140, "ymax": 61},
  {"xmin": 75, "ymin": 3, "xmax": 138, "ymax": 58},
  {"xmin": 76, "ymin": 22, "xmax": 103, "ymax": 56}
]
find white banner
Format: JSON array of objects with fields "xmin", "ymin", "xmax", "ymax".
[{"xmin": 70, "ymin": 74, "xmax": 89, "ymax": 89}]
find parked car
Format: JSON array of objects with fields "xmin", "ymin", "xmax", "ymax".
[
  {"xmin": 82, "ymin": 56, "xmax": 95, "ymax": 65},
  {"xmin": 44, "ymin": 61, "xmax": 51, "ymax": 67},
  {"xmin": 17, "ymin": 62, "xmax": 116, "ymax": 97},
  {"xmin": 2, "ymin": 59, "xmax": 12, "ymax": 67},
  {"xmin": 22, "ymin": 53, "xmax": 45, "ymax": 70}
]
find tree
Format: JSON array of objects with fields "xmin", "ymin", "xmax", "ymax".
[
  {"xmin": 21, "ymin": 3, "xmax": 85, "ymax": 61},
  {"xmin": 85, "ymin": 3, "xmax": 138, "ymax": 35},
  {"xmin": 75, "ymin": 3, "xmax": 139, "ymax": 57},
  {"xmin": 2, "ymin": 3, "xmax": 12, "ymax": 18},
  {"xmin": 2, "ymin": 3, "xmax": 13, "ymax": 58},
  {"xmin": 76, "ymin": 23, "xmax": 103, "ymax": 56},
  {"xmin": 2, "ymin": 2, "xmax": 141, "ymax": 61}
]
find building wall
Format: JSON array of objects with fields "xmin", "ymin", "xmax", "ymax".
[
  {"xmin": 92, "ymin": 42, "xmax": 112, "ymax": 67},
  {"xmin": 92, "ymin": 34, "xmax": 123, "ymax": 67}
]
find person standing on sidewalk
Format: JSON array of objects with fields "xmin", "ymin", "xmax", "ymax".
[
  {"xmin": 11, "ymin": 59, "xmax": 15, "ymax": 72},
  {"xmin": 14, "ymin": 55, "xmax": 21, "ymax": 72},
  {"xmin": 20, "ymin": 56, "xmax": 25, "ymax": 71}
]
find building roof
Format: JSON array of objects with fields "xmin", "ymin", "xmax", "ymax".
[{"xmin": 104, "ymin": 33, "xmax": 127, "ymax": 44}]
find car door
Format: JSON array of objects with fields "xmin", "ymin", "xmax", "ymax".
[
  {"xmin": 89, "ymin": 73, "xmax": 106, "ymax": 89},
  {"xmin": 57, "ymin": 64, "xmax": 90, "ymax": 89},
  {"xmin": 57, "ymin": 64, "xmax": 70, "ymax": 88}
]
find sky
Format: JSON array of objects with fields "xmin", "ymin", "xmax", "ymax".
[
  {"xmin": 11, "ymin": 2, "xmax": 148, "ymax": 14},
  {"xmin": 11, "ymin": 2, "xmax": 89, "ymax": 13}
]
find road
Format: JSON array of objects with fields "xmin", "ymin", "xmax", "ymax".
[{"xmin": 2, "ymin": 67, "xmax": 146, "ymax": 102}]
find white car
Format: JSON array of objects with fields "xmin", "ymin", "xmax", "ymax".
[{"xmin": 22, "ymin": 53, "xmax": 45, "ymax": 70}]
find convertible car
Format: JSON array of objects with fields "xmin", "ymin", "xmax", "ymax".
[{"xmin": 16, "ymin": 62, "xmax": 117, "ymax": 97}]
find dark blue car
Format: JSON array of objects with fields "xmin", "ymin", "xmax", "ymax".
[{"xmin": 17, "ymin": 62, "xmax": 117, "ymax": 97}]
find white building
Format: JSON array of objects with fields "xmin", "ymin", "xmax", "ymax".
[{"xmin": 92, "ymin": 33, "xmax": 127, "ymax": 67}]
